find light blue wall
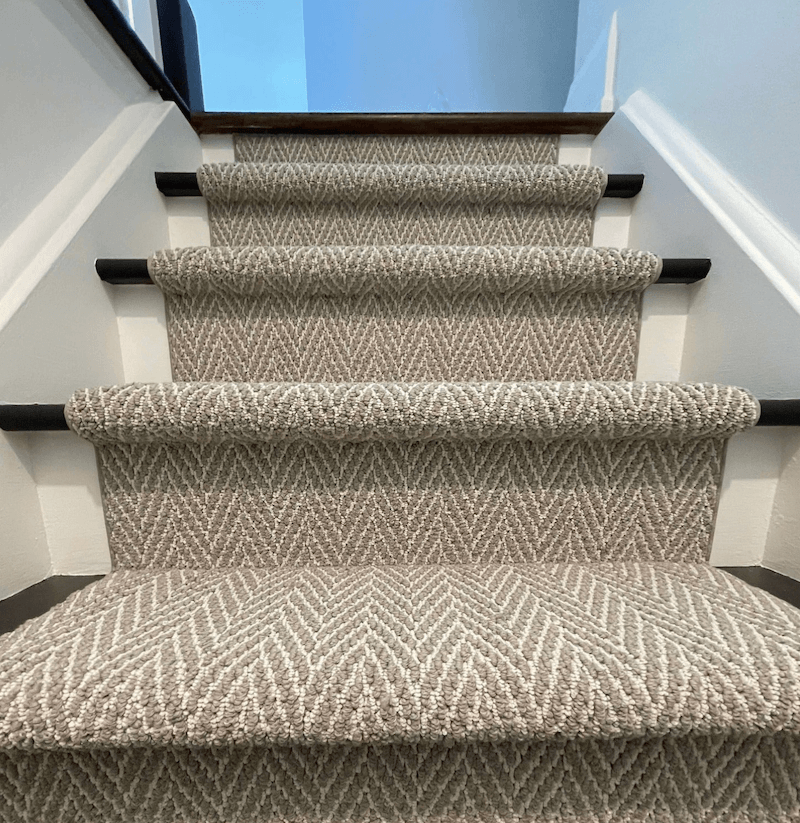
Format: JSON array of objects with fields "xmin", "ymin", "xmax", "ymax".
[
  {"xmin": 189, "ymin": 0, "xmax": 308, "ymax": 111},
  {"xmin": 571, "ymin": 0, "xmax": 800, "ymax": 239},
  {"xmin": 303, "ymin": 0, "xmax": 580, "ymax": 112}
]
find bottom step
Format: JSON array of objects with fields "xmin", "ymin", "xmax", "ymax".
[
  {"xmin": 2, "ymin": 563, "xmax": 799, "ymax": 820},
  {"xmin": 2, "ymin": 732, "xmax": 798, "ymax": 822}
]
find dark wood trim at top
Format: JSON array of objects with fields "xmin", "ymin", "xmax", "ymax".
[{"xmin": 191, "ymin": 112, "xmax": 614, "ymax": 136}]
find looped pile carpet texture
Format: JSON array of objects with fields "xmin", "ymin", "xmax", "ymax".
[
  {"xmin": 65, "ymin": 381, "xmax": 758, "ymax": 445},
  {"xmin": 1, "ymin": 131, "xmax": 797, "ymax": 822},
  {"xmin": 2, "ymin": 564, "xmax": 800, "ymax": 750}
]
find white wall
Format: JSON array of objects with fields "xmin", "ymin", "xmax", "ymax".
[
  {"xmin": 591, "ymin": 97, "xmax": 800, "ymax": 573},
  {"xmin": 0, "ymin": 0, "xmax": 153, "ymax": 262},
  {"xmin": 0, "ymin": 0, "xmax": 202, "ymax": 599},
  {"xmin": 571, "ymin": 0, "xmax": 800, "ymax": 247}
]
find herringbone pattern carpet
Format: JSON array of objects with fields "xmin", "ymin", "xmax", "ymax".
[
  {"xmin": 3, "ymin": 564, "xmax": 800, "ymax": 750},
  {"xmin": 63, "ymin": 382, "xmax": 757, "ymax": 568},
  {"xmin": 0, "ymin": 132, "xmax": 792, "ymax": 822},
  {"xmin": 2, "ymin": 734, "xmax": 800, "ymax": 823},
  {"xmin": 150, "ymin": 246, "xmax": 660, "ymax": 382}
]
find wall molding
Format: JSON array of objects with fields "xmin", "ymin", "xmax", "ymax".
[
  {"xmin": 0, "ymin": 100, "xmax": 172, "ymax": 332},
  {"xmin": 621, "ymin": 90, "xmax": 800, "ymax": 317}
]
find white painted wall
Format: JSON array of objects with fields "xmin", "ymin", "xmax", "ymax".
[
  {"xmin": 568, "ymin": 0, "xmax": 800, "ymax": 577},
  {"xmin": 0, "ymin": 0, "xmax": 153, "ymax": 260},
  {"xmin": 591, "ymin": 98, "xmax": 800, "ymax": 572},
  {"xmin": 0, "ymin": 0, "xmax": 202, "ymax": 599}
]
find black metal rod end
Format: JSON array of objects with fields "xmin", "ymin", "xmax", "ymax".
[
  {"xmin": 604, "ymin": 174, "xmax": 645, "ymax": 198},
  {"xmin": 96, "ymin": 259, "xmax": 154, "ymax": 285},
  {"xmin": 757, "ymin": 400, "xmax": 800, "ymax": 427},
  {"xmin": 657, "ymin": 259, "xmax": 712, "ymax": 284},
  {"xmin": 155, "ymin": 172, "xmax": 202, "ymax": 196},
  {"xmin": 0, "ymin": 405, "xmax": 69, "ymax": 432},
  {"xmin": 154, "ymin": 171, "xmax": 645, "ymax": 199},
  {"xmin": 3, "ymin": 400, "xmax": 799, "ymax": 430}
]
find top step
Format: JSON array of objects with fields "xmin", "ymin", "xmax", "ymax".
[{"xmin": 191, "ymin": 112, "xmax": 614, "ymax": 136}]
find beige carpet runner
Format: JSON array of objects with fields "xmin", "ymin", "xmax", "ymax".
[{"xmin": 1, "ymin": 133, "xmax": 798, "ymax": 822}]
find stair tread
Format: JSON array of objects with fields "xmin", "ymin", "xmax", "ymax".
[
  {"xmin": 1, "ymin": 563, "xmax": 799, "ymax": 750},
  {"xmin": 63, "ymin": 381, "xmax": 759, "ymax": 446},
  {"xmin": 197, "ymin": 162, "xmax": 607, "ymax": 207},
  {"xmin": 149, "ymin": 245, "xmax": 661, "ymax": 297}
]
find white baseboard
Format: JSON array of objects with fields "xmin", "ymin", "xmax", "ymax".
[{"xmin": 621, "ymin": 90, "xmax": 800, "ymax": 316}]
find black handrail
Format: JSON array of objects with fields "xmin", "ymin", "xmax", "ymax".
[
  {"xmin": 154, "ymin": 172, "xmax": 645, "ymax": 198},
  {"xmin": 96, "ymin": 257, "xmax": 711, "ymax": 285},
  {"xmin": 3, "ymin": 400, "xmax": 799, "ymax": 431},
  {"xmin": 82, "ymin": 0, "xmax": 190, "ymax": 118}
]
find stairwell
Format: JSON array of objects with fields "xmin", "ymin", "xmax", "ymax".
[{"xmin": 1, "ymin": 120, "xmax": 800, "ymax": 822}]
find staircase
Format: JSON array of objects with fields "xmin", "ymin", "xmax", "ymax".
[{"xmin": 1, "ymin": 128, "xmax": 800, "ymax": 822}]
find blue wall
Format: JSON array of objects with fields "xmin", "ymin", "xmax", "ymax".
[
  {"xmin": 187, "ymin": 0, "xmax": 580, "ymax": 112},
  {"xmin": 190, "ymin": 0, "xmax": 308, "ymax": 111},
  {"xmin": 303, "ymin": 0, "xmax": 580, "ymax": 112}
]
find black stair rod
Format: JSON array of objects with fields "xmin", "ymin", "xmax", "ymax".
[
  {"xmin": 154, "ymin": 172, "xmax": 645, "ymax": 198},
  {"xmin": 0, "ymin": 405, "xmax": 70, "ymax": 431},
  {"xmin": 96, "ymin": 257, "xmax": 711, "ymax": 285},
  {"xmin": 96, "ymin": 259, "xmax": 153, "ymax": 284},
  {"xmin": 3, "ymin": 400, "xmax": 800, "ymax": 431},
  {"xmin": 756, "ymin": 400, "xmax": 800, "ymax": 426}
]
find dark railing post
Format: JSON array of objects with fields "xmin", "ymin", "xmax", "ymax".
[{"xmin": 155, "ymin": 0, "xmax": 204, "ymax": 112}]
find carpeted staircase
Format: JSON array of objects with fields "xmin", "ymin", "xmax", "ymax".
[{"xmin": 2, "ymin": 132, "xmax": 800, "ymax": 822}]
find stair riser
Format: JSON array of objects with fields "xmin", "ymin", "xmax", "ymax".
[
  {"xmin": 3, "ymin": 733, "xmax": 798, "ymax": 822},
  {"xmin": 94, "ymin": 438, "xmax": 725, "ymax": 568}
]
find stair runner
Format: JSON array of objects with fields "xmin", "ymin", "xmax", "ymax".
[{"xmin": 2, "ymin": 133, "xmax": 800, "ymax": 822}]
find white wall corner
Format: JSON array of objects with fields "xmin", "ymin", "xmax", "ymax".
[
  {"xmin": 709, "ymin": 429, "xmax": 782, "ymax": 568},
  {"xmin": 592, "ymin": 90, "xmax": 800, "ymax": 573},
  {"xmin": 762, "ymin": 431, "xmax": 800, "ymax": 580}
]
